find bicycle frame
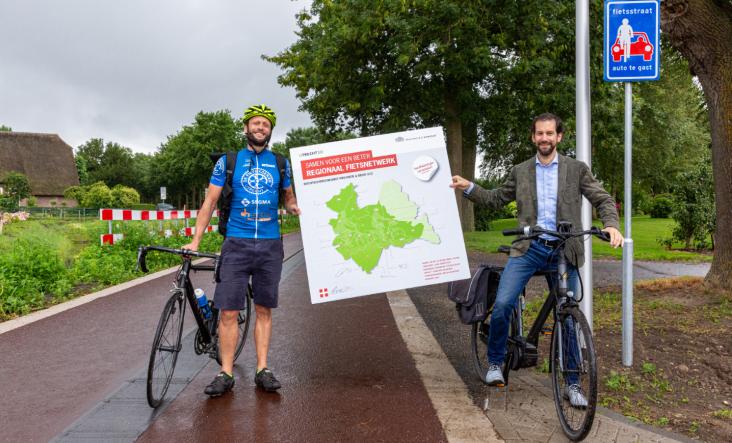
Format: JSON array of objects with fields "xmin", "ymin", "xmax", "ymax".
[
  {"xmin": 523, "ymin": 250, "xmax": 579, "ymax": 348},
  {"xmin": 137, "ymin": 245, "xmax": 221, "ymax": 346},
  {"xmin": 175, "ymin": 258, "xmax": 218, "ymax": 345}
]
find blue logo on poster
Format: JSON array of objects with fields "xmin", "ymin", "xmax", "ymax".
[{"xmin": 604, "ymin": 0, "xmax": 660, "ymax": 82}]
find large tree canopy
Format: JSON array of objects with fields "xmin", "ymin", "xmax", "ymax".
[
  {"xmin": 76, "ymin": 138, "xmax": 137, "ymax": 188},
  {"xmin": 661, "ymin": 0, "xmax": 732, "ymax": 288},
  {"xmin": 153, "ymin": 110, "xmax": 243, "ymax": 208},
  {"xmin": 271, "ymin": 126, "xmax": 356, "ymax": 159},
  {"xmin": 267, "ymin": 0, "xmax": 565, "ymax": 230}
]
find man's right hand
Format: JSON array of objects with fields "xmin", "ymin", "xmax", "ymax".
[
  {"xmin": 450, "ymin": 175, "xmax": 471, "ymax": 191},
  {"xmin": 181, "ymin": 240, "xmax": 199, "ymax": 252}
]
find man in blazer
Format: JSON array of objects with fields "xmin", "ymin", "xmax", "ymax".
[{"xmin": 451, "ymin": 113, "xmax": 623, "ymax": 407}]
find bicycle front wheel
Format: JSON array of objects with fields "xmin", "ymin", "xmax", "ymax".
[
  {"xmin": 147, "ymin": 291, "xmax": 185, "ymax": 408},
  {"xmin": 214, "ymin": 284, "xmax": 252, "ymax": 365},
  {"xmin": 550, "ymin": 306, "xmax": 597, "ymax": 441}
]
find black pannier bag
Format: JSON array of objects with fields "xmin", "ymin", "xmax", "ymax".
[{"xmin": 447, "ymin": 265, "xmax": 502, "ymax": 324}]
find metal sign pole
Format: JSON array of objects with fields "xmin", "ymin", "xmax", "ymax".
[
  {"xmin": 604, "ymin": 0, "xmax": 660, "ymax": 367},
  {"xmin": 577, "ymin": 0, "xmax": 594, "ymax": 329},
  {"xmin": 622, "ymin": 82, "xmax": 634, "ymax": 366}
]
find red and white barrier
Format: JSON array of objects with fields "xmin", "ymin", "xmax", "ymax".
[
  {"xmin": 99, "ymin": 209, "xmax": 219, "ymax": 221},
  {"xmin": 99, "ymin": 208, "xmax": 287, "ymax": 245},
  {"xmin": 99, "ymin": 208, "xmax": 219, "ymax": 245},
  {"xmin": 180, "ymin": 225, "xmax": 219, "ymax": 236},
  {"xmin": 100, "ymin": 233, "xmax": 124, "ymax": 245}
]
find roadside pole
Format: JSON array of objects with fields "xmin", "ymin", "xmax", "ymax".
[
  {"xmin": 623, "ymin": 82, "xmax": 634, "ymax": 367},
  {"xmin": 603, "ymin": 0, "xmax": 660, "ymax": 367},
  {"xmin": 577, "ymin": 0, "xmax": 594, "ymax": 327}
]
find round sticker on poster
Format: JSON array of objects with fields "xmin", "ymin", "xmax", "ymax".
[{"xmin": 412, "ymin": 155, "xmax": 439, "ymax": 181}]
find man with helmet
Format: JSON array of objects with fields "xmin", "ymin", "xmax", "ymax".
[{"xmin": 183, "ymin": 104, "xmax": 301, "ymax": 396}]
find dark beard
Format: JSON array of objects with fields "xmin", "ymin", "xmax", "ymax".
[
  {"xmin": 246, "ymin": 132, "xmax": 270, "ymax": 149},
  {"xmin": 537, "ymin": 143, "xmax": 556, "ymax": 157}
]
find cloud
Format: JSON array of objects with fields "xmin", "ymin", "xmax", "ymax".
[{"xmin": 0, "ymin": 0, "xmax": 313, "ymax": 153}]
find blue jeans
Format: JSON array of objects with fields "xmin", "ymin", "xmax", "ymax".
[{"xmin": 488, "ymin": 240, "xmax": 581, "ymax": 383}]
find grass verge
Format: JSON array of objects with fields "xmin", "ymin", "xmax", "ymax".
[{"xmin": 465, "ymin": 216, "xmax": 711, "ymax": 262}]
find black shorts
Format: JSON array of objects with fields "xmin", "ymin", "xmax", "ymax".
[{"xmin": 213, "ymin": 237, "xmax": 284, "ymax": 310}]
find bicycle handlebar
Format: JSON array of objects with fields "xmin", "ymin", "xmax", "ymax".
[
  {"xmin": 502, "ymin": 225, "xmax": 611, "ymax": 243},
  {"xmin": 136, "ymin": 245, "xmax": 220, "ymax": 274},
  {"xmin": 502, "ymin": 227, "xmax": 529, "ymax": 236}
]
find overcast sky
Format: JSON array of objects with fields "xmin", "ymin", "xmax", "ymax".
[{"xmin": 0, "ymin": 0, "xmax": 313, "ymax": 154}]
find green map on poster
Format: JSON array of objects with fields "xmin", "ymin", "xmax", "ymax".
[{"xmin": 326, "ymin": 180, "xmax": 439, "ymax": 273}]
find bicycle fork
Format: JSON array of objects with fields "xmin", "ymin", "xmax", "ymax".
[{"xmin": 553, "ymin": 252, "xmax": 585, "ymax": 377}]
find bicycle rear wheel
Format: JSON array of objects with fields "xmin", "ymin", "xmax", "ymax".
[
  {"xmin": 550, "ymin": 306, "xmax": 597, "ymax": 441},
  {"xmin": 147, "ymin": 291, "xmax": 185, "ymax": 408},
  {"xmin": 214, "ymin": 283, "xmax": 252, "ymax": 365},
  {"xmin": 471, "ymin": 308, "xmax": 518, "ymax": 385}
]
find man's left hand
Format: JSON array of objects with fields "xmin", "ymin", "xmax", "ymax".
[
  {"xmin": 287, "ymin": 204, "xmax": 301, "ymax": 216},
  {"xmin": 602, "ymin": 227, "xmax": 624, "ymax": 248}
]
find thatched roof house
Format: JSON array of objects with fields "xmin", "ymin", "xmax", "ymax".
[{"xmin": 0, "ymin": 132, "xmax": 79, "ymax": 206}]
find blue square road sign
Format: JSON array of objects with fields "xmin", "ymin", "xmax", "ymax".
[{"xmin": 604, "ymin": 0, "xmax": 660, "ymax": 82}]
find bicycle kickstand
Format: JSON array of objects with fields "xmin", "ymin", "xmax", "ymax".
[{"xmin": 482, "ymin": 383, "xmax": 510, "ymax": 412}]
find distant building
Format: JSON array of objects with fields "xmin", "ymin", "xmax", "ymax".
[{"xmin": 0, "ymin": 132, "xmax": 80, "ymax": 207}]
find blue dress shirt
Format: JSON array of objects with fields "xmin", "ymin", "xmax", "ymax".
[{"xmin": 536, "ymin": 154, "xmax": 559, "ymax": 239}]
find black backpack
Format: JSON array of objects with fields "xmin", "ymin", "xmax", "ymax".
[
  {"xmin": 447, "ymin": 265, "xmax": 502, "ymax": 324},
  {"xmin": 210, "ymin": 150, "xmax": 287, "ymax": 237}
]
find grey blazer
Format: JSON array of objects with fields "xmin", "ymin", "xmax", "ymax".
[{"xmin": 466, "ymin": 154, "xmax": 619, "ymax": 267}]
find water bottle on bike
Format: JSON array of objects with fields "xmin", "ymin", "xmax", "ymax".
[{"xmin": 195, "ymin": 288, "xmax": 212, "ymax": 320}]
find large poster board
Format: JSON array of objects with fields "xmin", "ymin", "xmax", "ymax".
[{"xmin": 290, "ymin": 127, "xmax": 470, "ymax": 304}]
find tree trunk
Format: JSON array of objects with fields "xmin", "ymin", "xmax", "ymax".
[
  {"xmin": 661, "ymin": 0, "xmax": 732, "ymax": 288},
  {"xmin": 444, "ymin": 92, "xmax": 465, "ymax": 228},
  {"xmin": 461, "ymin": 119, "xmax": 477, "ymax": 232}
]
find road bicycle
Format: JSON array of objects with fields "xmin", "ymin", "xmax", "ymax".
[
  {"xmin": 471, "ymin": 222, "xmax": 610, "ymax": 441},
  {"xmin": 136, "ymin": 245, "xmax": 251, "ymax": 408}
]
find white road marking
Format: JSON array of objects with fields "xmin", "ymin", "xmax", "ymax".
[{"xmin": 386, "ymin": 290, "xmax": 503, "ymax": 443}]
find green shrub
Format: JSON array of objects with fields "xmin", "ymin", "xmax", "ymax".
[
  {"xmin": 0, "ymin": 196, "xmax": 18, "ymax": 212},
  {"xmin": 64, "ymin": 185, "xmax": 86, "ymax": 204},
  {"xmin": 111, "ymin": 184, "xmax": 140, "ymax": 208},
  {"xmin": 649, "ymin": 194, "xmax": 674, "ymax": 218},
  {"xmin": 1, "ymin": 172, "xmax": 31, "ymax": 209},
  {"xmin": 81, "ymin": 182, "xmax": 115, "ymax": 208},
  {"xmin": 670, "ymin": 161, "xmax": 715, "ymax": 249},
  {"xmin": 72, "ymin": 221, "xmax": 223, "ymax": 287},
  {"xmin": 0, "ymin": 237, "xmax": 71, "ymax": 317},
  {"xmin": 0, "ymin": 218, "xmax": 224, "ymax": 318}
]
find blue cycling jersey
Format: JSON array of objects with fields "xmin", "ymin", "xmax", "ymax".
[{"xmin": 210, "ymin": 148, "xmax": 292, "ymax": 239}]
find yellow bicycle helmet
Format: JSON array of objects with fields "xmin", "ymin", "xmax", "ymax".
[{"xmin": 243, "ymin": 104, "xmax": 276, "ymax": 128}]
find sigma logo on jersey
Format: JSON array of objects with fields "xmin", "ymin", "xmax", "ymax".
[
  {"xmin": 213, "ymin": 157, "xmax": 225, "ymax": 176},
  {"xmin": 241, "ymin": 198, "xmax": 272, "ymax": 206},
  {"xmin": 241, "ymin": 168, "xmax": 274, "ymax": 195}
]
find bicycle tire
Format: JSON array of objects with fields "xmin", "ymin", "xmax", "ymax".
[
  {"xmin": 147, "ymin": 291, "xmax": 185, "ymax": 408},
  {"xmin": 471, "ymin": 307, "xmax": 519, "ymax": 385},
  {"xmin": 214, "ymin": 283, "xmax": 252, "ymax": 365},
  {"xmin": 550, "ymin": 306, "xmax": 597, "ymax": 441}
]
